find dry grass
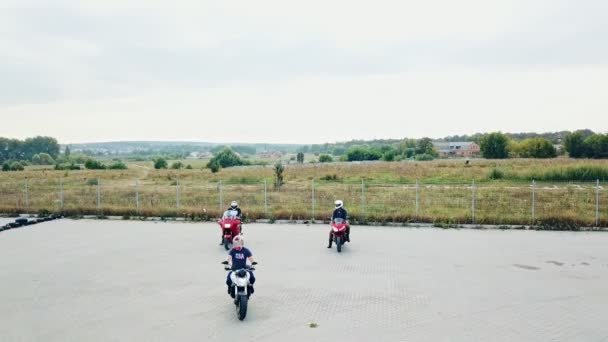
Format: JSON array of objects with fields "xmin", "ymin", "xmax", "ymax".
[{"xmin": 1, "ymin": 158, "xmax": 607, "ymax": 227}]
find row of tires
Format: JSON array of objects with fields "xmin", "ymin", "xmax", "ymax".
[{"xmin": 0, "ymin": 214, "xmax": 62, "ymax": 232}]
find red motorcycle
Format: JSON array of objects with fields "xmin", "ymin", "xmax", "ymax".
[
  {"xmin": 218, "ymin": 210, "xmax": 242, "ymax": 250},
  {"xmin": 331, "ymin": 217, "xmax": 348, "ymax": 253}
]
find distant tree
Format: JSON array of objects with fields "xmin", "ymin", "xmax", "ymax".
[
  {"xmin": 415, "ymin": 138, "xmax": 438, "ymax": 157},
  {"xmin": 32, "ymin": 153, "xmax": 55, "ymax": 165},
  {"xmin": 346, "ymin": 147, "xmax": 367, "ymax": 161},
  {"xmin": 379, "ymin": 145, "xmax": 397, "ymax": 161},
  {"xmin": 185, "ymin": 164, "xmax": 193, "ymax": 169},
  {"xmin": 274, "ymin": 163, "xmax": 285, "ymax": 189},
  {"xmin": 480, "ymin": 132, "xmax": 510, "ymax": 159},
  {"xmin": 22, "ymin": 136, "xmax": 60, "ymax": 159},
  {"xmin": 64, "ymin": 145, "xmax": 71, "ymax": 158},
  {"xmin": 206, "ymin": 148, "xmax": 245, "ymax": 172},
  {"xmin": 583, "ymin": 134, "xmax": 608, "ymax": 159},
  {"xmin": 2, "ymin": 162, "xmax": 10, "ymax": 171},
  {"xmin": 154, "ymin": 158, "xmax": 168, "ymax": 169},
  {"xmin": 318, "ymin": 154, "xmax": 333, "ymax": 163},
  {"xmin": 171, "ymin": 161, "xmax": 184, "ymax": 169},
  {"xmin": 208, "ymin": 160, "xmax": 220, "ymax": 173},
  {"xmin": 564, "ymin": 132, "xmax": 587, "ymax": 158},
  {"xmin": 382, "ymin": 150, "xmax": 396, "ymax": 161},
  {"xmin": 85, "ymin": 159, "xmax": 106, "ymax": 170},
  {"xmin": 517, "ymin": 138, "xmax": 557, "ymax": 158},
  {"xmin": 331, "ymin": 147, "xmax": 346, "ymax": 156},
  {"xmin": 296, "ymin": 152, "xmax": 304, "ymax": 163},
  {"xmin": 9, "ymin": 161, "xmax": 25, "ymax": 171}
]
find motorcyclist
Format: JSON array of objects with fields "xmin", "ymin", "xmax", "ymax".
[
  {"xmin": 327, "ymin": 200, "xmax": 350, "ymax": 248},
  {"xmin": 228, "ymin": 200, "xmax": 242, "ymax": 218},
  {"xmin": 225, "ymin": 235, "xmax": 256, "ymax": 298},
  {"xmin": 219, "ymin": 200, "xmax": 243, "ymax": 245}
]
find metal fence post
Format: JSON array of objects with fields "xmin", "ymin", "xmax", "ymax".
[
  {"xmin": 59, "ymin": 178, "xmax": 64, "ymax": 210},
  {"xmin": 176, "ymin": 176, "xmax": 180, "ymax": 209},
  {"xmin": 312, "ymin": 178, "xmax": 315, "ymax": 220},
  {"xmin": 596, "ymin": 179, "xmax": 600, "ymax": 227},
  {"xmin": 25, "ymin": 178, "xmax": 29, "ymax": 213},
  {"xmin": 218, "ymin": 180, "xmax": 223, "ymax": 211},
  {"xmin": 415, "ymin": 179, "xmax": 419, "ymax": 217},
  {"xmin": 135, "ymin": 179, "xmax": 139, "ymax": 214},
  {"xmin": 264, "ymin": 180, "xmax": 268, "ymax": 217},
  {"xmin": 97, "ymin": 177, "xmax": 101, "ymax": 212},
  {"xmin": 361, "ymin": 179, "xmax": 366, "ymax": 220},
  {"xmin": 531, "ymin": 179, "xmax": 536, "ymax": 223},
  {"xmin": 472, "ymin": 179, "xmax": 476, "ymax": 224}
]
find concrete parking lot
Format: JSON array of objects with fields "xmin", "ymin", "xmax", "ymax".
[{"xmin": 1, "ymin": 220, "xmax": 607, "ymax": 341}]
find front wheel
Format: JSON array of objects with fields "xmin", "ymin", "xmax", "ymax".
[
  {"xmin": 237, "ymin": 295, "xmax": 248, "ymax": 321},
  {"xmin": 336, "ymin": 236, "xmax": 342, "ymax": 253},
  {"xmin": 223, "ymin": 238, "xmax": 230, "ymax": 250}
]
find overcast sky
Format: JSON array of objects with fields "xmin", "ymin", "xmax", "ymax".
[{"xmin": 1, "ymin": 0, "xmax": 607, "ymax": 144}]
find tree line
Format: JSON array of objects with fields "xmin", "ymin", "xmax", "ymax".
[
  {"xmin": 480, "ymin": 131, "xmax": 608, "ymax": 159},
  {"xmin": 1, "ymin": 136, "xmax": 128, "ymax": 171}
]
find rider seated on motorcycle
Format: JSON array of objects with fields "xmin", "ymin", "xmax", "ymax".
[
  {"xmin": 225, "ymin": 235, "xmax": 256, "ymax": 298},
  {"xmin": 219, "ymin": 200, "xmax": 243, "ymax": 245},
  {"xmin": 327, "ymin": 199, "xmax": 351, "ymax": 248}
]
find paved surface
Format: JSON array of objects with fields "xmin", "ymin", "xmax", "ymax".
[{"xmin": 1, "ymin": 220, "xmax": 608, "ymax": 342}]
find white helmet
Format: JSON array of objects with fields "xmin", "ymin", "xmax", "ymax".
[
  {"xmin": 232, "ymin": 234, "xmax": 244, "ymax": 248},
  {"xmin": 230, "ymin": 201, "xmax": 238, "ymax": 209},
  {"xmin": 334, "ymin": 200, "xmax": 343, "ymax": 209}
]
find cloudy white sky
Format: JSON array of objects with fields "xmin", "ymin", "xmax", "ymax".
[{"xmin": 1, "ymin": 0, "xmax": 607, "ymax": 144}]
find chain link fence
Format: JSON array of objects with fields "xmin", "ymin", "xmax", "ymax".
[{"xmin": 0, "ymin": 178, "xmax": 605, "ymax": 227}]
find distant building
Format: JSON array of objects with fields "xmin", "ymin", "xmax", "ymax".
[
  {"xmin": 433, "ymin": 142, "xmax": 480, "ymax": 157},
  {"xmin": 186, "ymin": 151, "xmax": 213, "ymax": 159},
  {"xmin": 257, "ymin": 151, "xmax": 283, "ymax": 159}
]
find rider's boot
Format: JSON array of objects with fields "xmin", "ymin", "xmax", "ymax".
[{"xmin": 326, "ymin": 235, "xmax": 333, "ymax": 248}]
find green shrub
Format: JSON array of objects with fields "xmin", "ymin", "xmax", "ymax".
[
  {"xmin": 85, "ymin": 159, "xmax": 106, "ymax": 170},
  {"xmin": 9, "ymin": 161, "xmax": 25, "ymax": 171},
  {"xmin": 55, "ymin": 163, "xmax": 81, "ymax": 170},
  {"xmin": 154, "ymin": 158, "xmax": 168, "ymax": 169},
  {"xmin": 488, "ymin": 168, "xmax": 505, "ymax": 180},
  {"xmin": 320, "ymin": 174, "xmax": 338, "ymax": 181},
  {"xmin": 318, "ymin": 154, "xmax": 333, "ymax": 163},
  {"xmin": 108, "ymin": 161, "xmax": 128, "ymax": 170},
  {"xmin": 414, "ymin": 154, "xmax": 435, "ymax": 161}
]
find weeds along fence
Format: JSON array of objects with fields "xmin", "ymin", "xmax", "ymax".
[{"xmin": 0, "ymin": 178, "xmax": 606, "ymax": 227}]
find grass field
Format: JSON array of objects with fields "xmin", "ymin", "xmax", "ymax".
[{"xmin": 1, "ymin": 158, "xmax": 607, "ymax": 227}]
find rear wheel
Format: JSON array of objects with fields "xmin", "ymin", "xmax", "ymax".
[
  {"xmin": 237, "ymin": 295, "xmax": 248, "ymax": 321},
  {"xmin": 336, "ymin": 236, "xmax": 342, "ymax": 253},
  {"xmin": 223, "ymin": 238, "xmax": 230, "ymax": 250}
]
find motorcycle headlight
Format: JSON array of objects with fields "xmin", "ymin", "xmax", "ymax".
[
  {"xmin": 224, "ymin": 223, "xmax": 231, "ymax": 228},
  {"xmin": 332, "ymin": 226, "xmax": 339, "ymax": 232}
]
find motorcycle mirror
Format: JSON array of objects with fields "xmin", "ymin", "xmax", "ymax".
[
  {"xmin": 252, "ymin": 261, "xmax": 258, "ymax": 265},
  {"xmin": 221, "ymin": 261, "xmax": 229, "ymax": 265},
  {"xmin": 224, "ymin": 266, "xmax": 231, "ymax": 271}
]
